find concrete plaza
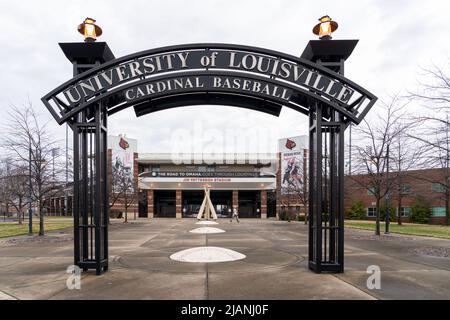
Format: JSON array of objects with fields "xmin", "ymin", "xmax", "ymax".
[{"xmin": 0, "ymin": 219, "xmax": 449, "ymax": 300}]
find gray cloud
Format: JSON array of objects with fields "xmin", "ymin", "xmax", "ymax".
[{"xmin": 0, "ymin": 0, "xmax": 448, "ymax": 153}]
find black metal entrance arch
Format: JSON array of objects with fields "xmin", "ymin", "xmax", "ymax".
[{"xmin": 43, "ymin": 41, "xmax": 376, "ymax": 274}]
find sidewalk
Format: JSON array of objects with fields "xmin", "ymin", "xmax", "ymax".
[{"xmin": 0, "ymin": 219, "xmax": 448, "ymax": 300}]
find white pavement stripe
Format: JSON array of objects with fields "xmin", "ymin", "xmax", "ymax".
[
  {"xmin": 190, "ymin": 227, "xmax": 226, "ymax": 234},
  {"xmin": 0, "ymin": 290, "xmax": 18, "ymax": 300}
]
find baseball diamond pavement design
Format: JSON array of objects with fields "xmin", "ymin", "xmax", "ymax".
[{"xmin": 0, "ymin": 219, "xmax": 449, "ymax": 300}]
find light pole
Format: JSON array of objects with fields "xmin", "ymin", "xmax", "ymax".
[
  {"xmin": 51, "ymin": 148, "xmax": 58, "ymax": 181},
  {"xmin": 65, "ymin": 123, "xmax": 68, "ymax": 216},
  {"xmin": 385, "ymin": 144, "xmax": 390, "ymax": 234},
  {"xmin": 28, "ymin": 138, "xmax": 33, "ymax": 235}
]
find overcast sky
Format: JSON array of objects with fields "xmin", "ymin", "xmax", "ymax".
[{"xmin": 0, "ymin": 0, "xmax": 449, "ymax": 154}]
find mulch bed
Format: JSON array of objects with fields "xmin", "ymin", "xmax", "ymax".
[
  {"xmin": 2, "ymin": 232, "xmax": 73, "ymax": 245},
  {"xmin": 409, "ymin": 246, "xmax": 450, "ymax": 258}
]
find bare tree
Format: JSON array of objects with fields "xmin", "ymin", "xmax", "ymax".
[
  {"xmin": 0, "ymin": 159, "xmax": 13, "ymax": 220},
  {"xmin": 351, "ymin": 95, "xmax": 409, "ymax": 235},
  {"xmin": 286, "ymin": 183, "xmax": 295, "ymax": 221},
  {"xmin": 408, "ymin": 63, "xmax": 450, "ymax": 225},
  {"xmin": 408, "ymin": 116, "xmax": 450, "ymax": 225},
  {"xmin": 1, "ymin": 160, "xmax": 29, "ymax": 224},
  {"xmin": 408, "ymin": 64, "xmax": 450, "ymax": 111},
  {"xmin": 291, "ymin": 157, "xmax": 308, "ymax": 224},
  {"xmin": 109, "ymin": 163, "xmax": 122, "ymax": 211},
  {"xmin": 389, "ymin": 124, "xmax": 424, "ymax": 225},
  {"xmin": 111, "ymin": 160, "xmax": 136, "ymax": 222},
  {"xmin": 2, "ymin": 103, "xmax": 64, "ymax": 235}
]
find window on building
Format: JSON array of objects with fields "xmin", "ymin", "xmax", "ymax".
[
  {"xmin": 207, "ymin": 165, "xmax": 215, "ymax": 172},
  {"xmin": 367, "ymin": 187, "xmax": 376, "ymax": 196},
  {"xmin": 432, "ymin": 183, "xmax": 446, "ymax": 193},
  {"xmin": 367, "ymin": 207, "xmax": 376, "ymax": 217},
  {"xmin": 432, "ymin": 206, "xmax": 447, "ymax": 217},
  {"xmin": 400, "ymin": 185, "xmax": 412, "ymax": 194},
  {"xmin": 151, "ymin": 165, "xmax": 160, "ymax": 172},
  {"xmin": 399, "ymin": 207, "xmax": 411, "ymax": 217},
  {"xmin": 198, "ymin": 166, "xmax": 207, "ymax": 172}
]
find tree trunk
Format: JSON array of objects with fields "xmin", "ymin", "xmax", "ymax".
[
  {"xmin": 18, "ymin": 210, "xmax": 23, "ymax": 224},
  {"xmin": 124, "ymin": 193, "xmax": 128, "ymax": 223},
  {"xmin": 375, "ymin": 198, "xmax": 381, "ymax": 235},
  {"xmin": 38, "ymin": 201, "xmax": 44, "ymax": 236},
  {"xmin": 18, "ymin": 200, "xmax": 23, "ymax": 224}
]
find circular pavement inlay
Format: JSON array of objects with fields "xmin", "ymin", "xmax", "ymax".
[
  {"xmin": 190, "ymin": 227, "xmax": 226, "ymax": 234},
  {"xmin": 196, "ymin": 221, "xmax": 219, "ymax": 225},
  {"xmin": 170, "ymin": 246, "xmax": 246, "ymax": 263}
]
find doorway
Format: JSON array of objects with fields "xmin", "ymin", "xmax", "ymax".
[
  {"xmin": 154, "ymin": 190, "xmax": 176, "ymax": 218},
  {"xmin": 210, "ymin": 191, "xmax": 232, "ymax": 218},
  {"xmin": 238, "ymin": 191, "xmax": 261, "ymax": 218}
]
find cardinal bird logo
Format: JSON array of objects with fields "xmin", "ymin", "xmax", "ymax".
[
  {"xmin": 119, "ymin": 137, "xmax": 129, "ymax": 150},
  {"xmin": 285, "ymin": 139, "xmax": 296, "ymax": 150}
]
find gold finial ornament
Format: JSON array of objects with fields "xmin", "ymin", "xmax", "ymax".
[
  {"xmin": 313, "ymin": 15, "xmax": 338, "ymax": 40},
  {"xmin": 77, "ymin": 17, "xmax": 102, "ymax": 42}
]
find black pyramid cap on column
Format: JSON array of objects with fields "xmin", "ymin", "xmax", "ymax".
[
  {"xmin": 301, "ymin": 40, "xmax": 358, "ymax": 63},
  {"xmin": 59, "ymin": 42, "xmax": 115, "ymax": 64}
]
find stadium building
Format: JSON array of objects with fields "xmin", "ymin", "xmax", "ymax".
[
  {"xmin": 107, "ymin": 134, "xmax": 308, "ymax": 219},
  {"xmin": 44, "ymin": 134, "xmax": 449, "ymax": 224}
]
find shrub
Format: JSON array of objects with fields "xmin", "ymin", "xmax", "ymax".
[
  {"xmin": 279, "ymin": 208, "xmax": 298, "ymax": 222},
  {"xmin": 297, "ymin": 214, "xmax": 306, "ymax": 222},
  {"xmin": 110, "ymin": 210, "xmax": 123, "ymax": 219},
  {"xmin": 380, "ymin": 204, "xmax": 397, "ymax": 222},
  {"xmin": 346, "ymin": 200, "xmax": 366, "ymax": 220},
  {"xmin": 410, "ymin": 196, "xmax": 432, "ymax": 224},
  {"xmin": 279, "ymin": 210, "xmax": 288, "ymax": 221}
]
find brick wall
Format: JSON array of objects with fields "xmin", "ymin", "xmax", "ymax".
[
  {"xmin": 344, "ymin": 168, "xmax": 448, "ymax": 224},
  {"xmin": 176, "ymin": 190, "xmax": 182, "ymax": 219},
  {"xmin": 232, "ymin": 190, "xmax": 238, "ymax": 209},
  {"xmin": 147, "ymin": 189, "xmax": 154, "ymax": 218},
  {"xmin": 261, "ymin": 190, "xmax": 267, "ymax": 219}
]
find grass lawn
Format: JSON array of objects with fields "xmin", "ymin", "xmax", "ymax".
[
  {"xmin": 345, "ymin": 220, "xmax": 450, "ymax": 239},
  {"xmin": 0, "ymin": 217, "xmax": 73, "ymax": 238}
]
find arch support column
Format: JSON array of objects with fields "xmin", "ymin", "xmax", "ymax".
[
  {"xmin": 302, "ymin": 39, "xmax": 359, "ymax": 274},
  {"xmin": 73, "ymin": 104, "xmax": 109, "ymax": 275},
  {"xmin": 308, "ymin": 104, "xmax": 345, "ymax": 273}
]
